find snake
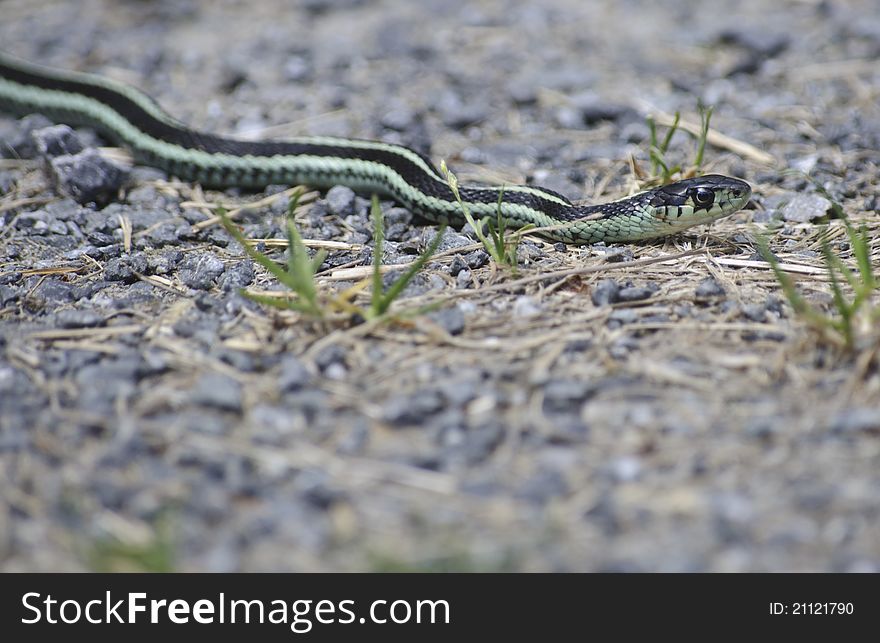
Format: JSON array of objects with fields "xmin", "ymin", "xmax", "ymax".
[{"xmin": 0, "ymin": 52, "xmax": 751, "ymax": 244}]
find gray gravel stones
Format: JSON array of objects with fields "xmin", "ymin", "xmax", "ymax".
[
  {"xmin": 780, "ymin": 193, "xmax": 832, "ymax": 222},
  {"xmin": 104, "ymin": 253, "xmax": 149, "ymax": 282},
  {"xmin": 590, "ymin": 279, "xmax": 657, "ymax": 306},
  {"xmin": 217, "ymin": 261, "xmax": 255, "ymax": 291},
  {"xmin": 191, "ymin": 373, "xmax": 244, "ymax": 413},
  {"xmin": 608, "ymin": 308, "xmax": 639, "ymax": 326},
  {"xmin": 591, "ymin": 279, "xmax": 620, "ymax": 306},
  {"xmin": 518, "ymin": 468, "xmax": 570, "ymax": 504},
  {"xmin": 73, "ymin": 358, "xmax": 140, "ymax": 410},
  {"xmin": 383, "ymin": 388, "xmax": 446, "ymax": 427},
  {"xmin": 543, "ymin": 378, "xmax": 597, "ymax": 414},
  {"xmin": 741, "ymin": 302, "xmax": 767, "ymax": 323},
  {"xmin": 829, "ymin": 408, "xmax": 880, "ymax": 435},
  {"xmin": 380, "ymin": 105, "xmax": 419, "ymax": 132},
  {"xmin": 440, "ymin": 420, "xmax": 505, "ymax": 466},
  {"xmin": 695, "ymin": 277, "xmax": 726, "ymax": 298},
  {"xmin": 1, "ymin": 113, "xmax": 52, "ymax": 158},
  {"xmin": 325, "ymin": 185, "xmax": 357, "ymax": 217},
  {"xmin": 145, "ymin": 222, "xmax": 186, "ymax": 246},
  {"xmin": 314, "ymin": 345, "xmax": 347, "ymax": 374},
  {"xmin": 436, "ymin": 92, "xmax": 489, "ymax": 129},
  {"xmin": 455, "ymin": 268, "xmax": 472, "ymax": 289},
  {"xmin": 427, "ymin": 305, "xmax": 466, "ymax": 335},
  {"xmin": 49, "ymin": 148, "xmax": 129, "ymax": 204},
  {"xmin": 278, "ymin": 355, "xmax": 314, "ymax": 392},
  {"xmin": 557, "ymin": 93, "xmax": 636, "ymax": 128},
  {"xmin": 179, "ymin": 252, "xmax": 226, "ymax": 290},
  {"xmin": 27, "ymin": 278, "xmax": 75, "ymax": 305},
  {"xmin": 54, "ymin": 309, "xmax": 104, "ymax": 328},
  {"xmin": 2, "ymin": 0, "xmax": 878, "ymax": 576},
  {"xmin": 32, "ymin": 124, "xmax": 85, "ymax": 158},
  {"xmin": 717, "ymin": 28, "xmax": 790, "ymax": 76},
  {"xmin": 146, "ymin": 249, "xmax": 184, "ymax": 275},
  {"xmin": 513, "ymin": 295, "xmax": 542, "ymax": 317},
  {"xmin": 616, "ymin": 283, "xmax": 659, "ymax": 302}
]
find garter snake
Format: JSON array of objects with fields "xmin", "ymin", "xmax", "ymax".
[{"xmin": 0, "ymin": 52, "xmax": 751, "ymax": 244}]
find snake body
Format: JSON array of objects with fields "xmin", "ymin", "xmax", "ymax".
[{"xmin": 0, "ymin": 52, "xmax": 751, "ymax": 244}]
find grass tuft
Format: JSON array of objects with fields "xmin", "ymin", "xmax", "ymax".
[
  {"xmin": 757, "ymin": 176, "xmax": 878, "ymax": 352},
  {"xmin": 366, "ymin": 195, "xmax": 447, "ymax": 319},
  {"xmin": 440, "ymin": 161, "xmax": 534, "ymax": 273},
  {"xmin": 643, "ymin": 103, "xmax": 714, "ymax": 184},
  {"xmin": 219, "ymin": 192, "xmax": 444, "ymax": 321},
  {"xmin": 219, "ymin": 191, "xmax": 326, "ymax": 316}
]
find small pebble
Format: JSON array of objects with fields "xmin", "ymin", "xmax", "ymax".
[
  {"xmin": 55, "ymin": 309, "xmax": 104, "ymax": 328},
  {"xmin": 608, "ymin": 308, "xmax": 639, "ymax": 325},
  {"xmin": 513, "ymin": 295, "xmax": 542, "ymax": 317},
  {"xmin": 829, "ymin": 408, "xmax": 880, "ymax": 434},
  {"xmin": 382, "ymin": 389, "xmax": 445, "ymax": 426},
  {"xmin": 278, "ymin": 356, "xmax": 314, "ymax": 392},
  {"xmin": 742, "ymin": 303, "xmax": 767, "ymax": 323},
  {"xmin": 179, "ymin": 252, "xmax": 226, "ymax": 290},
  {"xmin": 428, "ymin": 306, "xmax": 466, "ymax": 335},
  {"xmin": 517, "ymin": 469, "xmax": 569, "ymax": 504},
  {"xmin": 325, "ymin": 185, "xmax": 357, "ymax": 217},
  {"xmin": 104, "ymin": 253, "xmax": 149, "ymax": 282},
  {"xmin": 617, "ymin": 284, "xmax": 658, "ymax": 302},
  {"xmin": 191, "ymin": 373, "xmax": 243, "ymax": 413},
  {"xmin": 31, "ymin": 124, "xmax": 85, "ymax": 158},
  {"xmin": 455, "ymin": 268, "xmax": 472, "ymax": 289},
  {"xmin": 591, "ymin": 279, "xmax": 620, "ymax": 306},
  {"xmin": 49, "ymin": 148, "xmax": 129, "ymax": 204},
  {"xmin": 609, "ymin": 456, "xmax": 642, "ymax": 482},
  {"xmin": 543, "ymin": 379, "xmax": 596, "ymax": 413},
  {"xmin": 780, "ymin": 193, "xmax": 831, "ymax": 223},
  {"xmin": 695, "ymin": 277, "xmax": 726, "ymax": 298}
]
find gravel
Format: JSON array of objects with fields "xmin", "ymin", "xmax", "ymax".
[
  {"xmin": 780, "ymin": 193, "xmax": 832, "ymax": 222},
  {"xmin": 191, "ymin": 373, "xmax": 244, "ymax": 413},
  {"xmin": 1, "ymin": 0, "xmax": 878, "ymax": 574},
  {"xmin": 32, "ymin": 124, "xmax": 85, "ymax": 158},
  {"xmin": 428, "ymin": 305, "xmax": 466, "ymax": 335},
  {"xmin": 382, "ymin": 388, "xmax": 446, "ymax": 426},
  {"xmin": 325, "ymin": 185, "xmax": 357, "ymax": 217},
  {"xmin": 591, "ymin": 279, "xmax": 620, "ymax": 306},
  {"xmin": 179, "ymin": 252, "xmax": 226, "ymax": 290},
  {"xmin": 49, "ymin": 148, "xmax": 129, "ymax": 204},
  {"xmin": 616, "ymin": 283, "xmax": 660, "ymax": 302},
  {"xmin": 54, "ymin": 309, "xmax": 104, "ymax": 328},
  {"xmin": 695, "ymin": 277, "xmax": 726, "ymax": 298}
]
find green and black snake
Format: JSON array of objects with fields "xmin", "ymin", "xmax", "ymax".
[{"xmin": 0, "ymin": 52, "xmax": 751, "ymax": 244}]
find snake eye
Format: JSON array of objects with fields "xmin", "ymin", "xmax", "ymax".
[{"xmin": 691, "ymin": 187, "xmax": 715, "ymax": 208}]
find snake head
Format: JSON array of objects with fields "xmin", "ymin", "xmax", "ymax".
[{"xmin": 648, "ymin": 174, "xmax": 751, "ymax": 228}]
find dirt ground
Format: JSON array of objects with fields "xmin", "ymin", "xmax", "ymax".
[{"xmin": 1, "ymin": 0, "xmax": 878, "ymax": 571}]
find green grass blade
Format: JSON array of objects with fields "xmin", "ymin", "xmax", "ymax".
[
  {"xmin": 660, "ymin": 110, "xmax": 680, "ymax": 154},
  {"xmin": 647, "ymin": 115, "xmax": 660, "ymax": 176},
  {"xmin": 286, "ymin": 219, "xmax": 319, "ymax": 302},
  {"xmin": 370, "ymin": 195, "xmax": 385, "ymax": 314},
  {"xmin": 822, "ymin": 244, "xmax": 852, "ymax": 321},
  {"xmin": 694, "ymin": 104, "xmax": 713, "ymax": 170},
  {"xmin": 373, "ymin": 224, "xmax": 447, "ymax": 317},
  {"xmin": 849, "ymin": 222, "xmax": 876, "ymax": 289},
  {"xmin": 757, "ymin": 236, "xmax": 820, "ymax": 319},
  {"xmin": 649, "ymin": 148, "xmax": 669, "ymax": 178},
  {"xmin": 218, "ymin": 208, "xmax": 299, "ymax": 291}
]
